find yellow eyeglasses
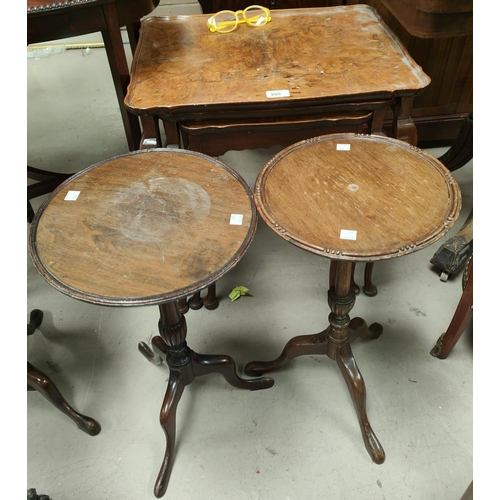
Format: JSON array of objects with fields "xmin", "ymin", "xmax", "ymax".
[{"xmin": 207, "ymin": 5, "xmax": 271, "ymax": 33}]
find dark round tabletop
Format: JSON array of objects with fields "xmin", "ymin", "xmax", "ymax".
[
  {"xmin": 29, "ymin": 149, "xmax": 257, "ymax": 306},
  {"xmin": 255, "ymin": 133, "xmax": 461, "ymax": 261}
]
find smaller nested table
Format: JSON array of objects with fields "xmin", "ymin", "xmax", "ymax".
[
  {"xmin": 245, "ymin": 133, "xmax": 461, "ymax": 464},
  {"xmin": 28, "ymin": 149, "xmax": 273, "ymax": 498}
]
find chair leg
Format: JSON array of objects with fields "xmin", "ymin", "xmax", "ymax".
[{"xmin": 431, "ymin": 257, "xmax": 473, "ymax": 359}]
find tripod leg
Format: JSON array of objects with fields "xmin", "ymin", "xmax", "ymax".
[
  {"xmin": 336, "ymin": 344, "xmax": 385, "ymax": 464},
  {"xmin": 244, "ymin": 329, "xmax": 328, "ymax": 376},
  {"xmin": 27, "ymin": 362, "xmax": 101, "ymax": 436},
  {"xmin": 193, "ymin": 351, "xmax": 274, "ymax": 390},
  {"xmin": 154, "ymin": 370, "xmax": 186, "ymax": 498}
]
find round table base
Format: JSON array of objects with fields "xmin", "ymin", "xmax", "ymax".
[
  {"xmin": 139, "ymin": 301, "xmax": 274, "ymax": 498},
  {"xmin": 244, "ymin": 260, "xmax": 386, "ymax": 465}
]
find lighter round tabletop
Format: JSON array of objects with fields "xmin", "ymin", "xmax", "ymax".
[
  {"xmin": 29, "ymin": 149, "xmax": 257, "ymax": 306},
  {"xmin": 255, "ymin": 133, "xmax": 461, "ymax": 261}
]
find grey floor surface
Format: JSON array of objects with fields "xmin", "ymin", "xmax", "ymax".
[{"xmin": 25, "ymin": 4, "xmax": 474, "ymax": 499}]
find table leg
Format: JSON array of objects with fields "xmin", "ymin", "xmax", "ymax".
[
  {"xmin": 101, "ymin": 2, "xmax": 142, "ymax": 152},
  {"xmin": 202, "ymin": 284, "xmax": 219, "ymax": 310},
  {"xmin": 245, "ymin": 329, "xmax": 328, "ymax": 376},
  {"xmin": 27, "ymin": 310, "xmax": 101, "ymax": 436},
  {"xmin": 187, "ymin": 291, "xmax": 203, "ymax": 310},
  {"xmin": 392, "ymin": 96, "xmax": 418, "ymax": 146},
  {"xmin": 28, "ymin": 362, "xmax": 102, "ymax": 436},
  {"xmin": 245, "ymin": 260, "xmax": 385, "ymax": 464},
  {"xmin": 363, "ymin": 262, "xmax": 377, "ymax": 297},
  {"xmin": 336, "ymin": 344, "xmax": 385, "ymax": 464},
  {"xmin": 330, "ymin": 261, "xmax": 377, "ymax": 296},
  {"xmin": 177, "ymin": 285, "xmax": 219, "ymax": 313},
  {"xmin": 138, "ymin": 301, "xmax": 274, "ymax": 498}
]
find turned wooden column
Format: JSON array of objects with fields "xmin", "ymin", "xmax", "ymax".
[
  {"xmin": 245, "ymin": 133, "xmax": 461, "ymax": 467},
  {"xmin": 28, "ymin": 148, "xmax": 274, "ymax": 498}
]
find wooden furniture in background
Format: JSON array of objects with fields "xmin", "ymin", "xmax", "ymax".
[
  {"xmin": 27, "ymin": 0, "xmax": 160, "ymax": 217},
  {"xmin": 197, "ymin": 0, "xmax": 473, "ymax": 145},
  {"xmin": 27, "ymin": 167, "xmax": 71, "ymax": 222},
  {"xmin": 245, "ymin": 133, "xmax": 461, "ymax": 464},
  {"xmin": 27, "ymin": 309, "xmax": 101, "ymax": 436},
  {"xmin": 366, "ymin": 0, "xmax": 472, "ymax": 143},
  {"xmin": 430, "ymin": 210, "xmax": 472, "ymax": 281},
  {"xmin": 125, "ymin": 5, "xmax": 430, "ymax": 153},
  {"xmin": 27, "ymin": 0, "xmax": 160, "ymax": 152},
  {"xmin": 28, "ymin": 149, "xmax": 274, "ymax": 498},
  {"xmin": 198, "ymin": 0, "xmax": 347, "ymax": 11},
  {"xmin": 430, "ymin": 112, "xmax": 473, "ymax": 280},
  {"xmin": 431, "ymin": 256, "xmax": 472, "ymax": 359}
]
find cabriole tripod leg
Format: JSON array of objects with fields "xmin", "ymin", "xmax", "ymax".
[
  {"xmin": 336, "ymin": 344, "xmax": 385, "ymax": 464},
  {"xmin": 154, "ymin": 370, "xmax": 186, "ymax": 498},
  {"xmin": 328, "ymin": 260, "xmax": 384, "ymax": 464},
  {"xmin": 244, "ymin": 329, "xmax": 328, "ymax": 376}
]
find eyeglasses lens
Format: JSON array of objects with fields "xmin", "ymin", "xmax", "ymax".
[
  {"xmin": 245, "ymin": 7, "xmax": 268, "ymax": 26},
  {"xmin": 212, "ymin": 11, "xmax": 238, "ymax": 33}
]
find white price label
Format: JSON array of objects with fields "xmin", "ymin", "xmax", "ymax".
[
  {"xmin": 340, "ymin": 229, "xmax": 357, "ymax": 240},
  {"xmin": 230, "ymin": 214, "xmax": 243, "ymax": 225},
  {"xmin": 266, "ymin": 90, "xmax": 290, "ymax": 98},
  {"xmin": 64, "ymin": 191, "xmax": 80, "ymax": 201}
]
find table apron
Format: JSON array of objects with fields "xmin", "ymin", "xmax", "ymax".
[{"xmin": 139, "ymin": 98, "xmax": 401, "ymax": 124}]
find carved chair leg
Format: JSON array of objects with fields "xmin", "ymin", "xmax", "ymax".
[
  {"xmin": 431, "ymin": 258, "xmax": 473, "ymax": 359},
  {"xmin": 179, "ymin": 284, "xmax": 219, "ymax": 313},
  {"xmin": 27, "ymin": 362, "xmax": 101, "ymax": 436}
]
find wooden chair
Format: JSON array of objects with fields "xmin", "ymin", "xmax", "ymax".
[
  {"xmin": 430, "ymin": 256, "xmax": 472, "ymax": 359},
  {"xmin": 429, "ymin": 113, "xmax": 472, "ymax": 358},
  {"xmin": 27, "ymin": 309, "xmax": 101, "ymax": 435},
  {"xmin": 27, "ymin": 0, "xmax": 160, "ymax": 219},
  {"xmin": 27, "ymin": 0, "xmax": 160, "ymax": 151},
  {"xmin": 430, "ymin": 113, "xmax": 473, "ymax": 281}
]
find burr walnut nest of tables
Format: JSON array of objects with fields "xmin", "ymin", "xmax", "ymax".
[
  {"xmin": 28, "ymin": 148, "xmax": 274, "ymax": 498},
  {"xmin": 124, "ymin": 4, "xmax": 431, "ymax": 154},
  {"xmin": 244, "ymin": 133, "xmax": 461, "ymax": 465}
]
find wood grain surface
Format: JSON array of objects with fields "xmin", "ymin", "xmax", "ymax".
[
  {"xmin": 29, "ymin": 149, "xmax": 257, "ymax": 305},
  {"xmin": 255, "ymin": 133, "xmax": 461, "ymax": 260},
  {"xmin": 124, "ymin": 5, "xmax": 430, "ymax": 115}
]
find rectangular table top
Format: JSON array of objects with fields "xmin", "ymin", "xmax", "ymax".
[{"xmin": 125, "ymin": 5, "xmax": 430, "ymax": 116}]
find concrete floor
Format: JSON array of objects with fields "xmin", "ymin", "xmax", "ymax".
[{"xmin": 26, "ymin": 3, "xmax": 473, "ymax": 499}]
